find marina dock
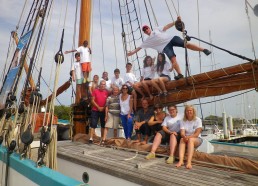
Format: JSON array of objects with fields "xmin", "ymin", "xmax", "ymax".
[{"xmin": 57, "ymin": 141, "xmax": 258, "ymax": 186}]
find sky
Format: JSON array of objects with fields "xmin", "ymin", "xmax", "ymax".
[{"xmin": 0, "ymin": 0, "xmax": 258, "ymax": 120}]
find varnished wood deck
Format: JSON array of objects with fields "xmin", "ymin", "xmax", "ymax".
[{"xmin": 57, "ymin": 141, "xmax": 258, "ymax": 186}]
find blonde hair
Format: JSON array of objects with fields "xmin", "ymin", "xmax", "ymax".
[{"xmin": 183, "ymin": 105, "xmax": 197, "ymax": 121}]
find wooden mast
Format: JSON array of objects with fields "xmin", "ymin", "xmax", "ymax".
[{"xmin": 73, "ymin": 0, "xmax": 92, "ymax": 135}]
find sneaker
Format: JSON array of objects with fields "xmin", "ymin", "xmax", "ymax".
[
  {"xmin": 166, "ymin": 156, "xmax": 175, "ymax": 164},
  {"xmin": 145, "ymin": 152, "xmax": 155, "ymax": 160},
  {"xmin": 89, "ymin": 139, "xmax": 93, "ymax": 144},
  {"xmin": 174, "ymin": 74, "xmax": 184, "ymax": 80},
  {"xmin": 203, "ymin": 49, "xmax": 211, "ymax": 56}
]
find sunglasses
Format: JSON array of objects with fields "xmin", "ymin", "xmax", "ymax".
[{"xmin": 122, "ymin": 87, "xmax": 128, "ymax": 89}]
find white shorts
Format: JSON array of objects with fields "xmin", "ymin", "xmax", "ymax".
[{"xmin": 105, "ymin": 112, "xmax": 120, "ymax": 129}]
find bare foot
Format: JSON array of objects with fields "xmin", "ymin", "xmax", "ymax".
[
  {"xmin": 175, "ymin": 161, "xmax": 184, "ymax": 168},
  {"xmin": 186, "ymin": 163, "xmax": 192, "ymax": 169}
]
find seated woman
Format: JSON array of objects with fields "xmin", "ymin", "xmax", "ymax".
[
  {"xmin": 148, "ymin": 104, "xmax": 167, "ymax": 134},
  {"xmin": 152, "ymin": 53, "xmax": 172, "ymax": 96},
  {"xmin": 175, "ymin": 105, "xmax": 203, "ymax": 169},
  {"xmin": 145, "ymin": 105, "xmax": 182, "ymax": 164},
  {"xmin": 140, "ymin": 56, "xmax": 162, "ymax": 100}
]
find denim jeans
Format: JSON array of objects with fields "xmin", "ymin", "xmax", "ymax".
[{"xmin": 120, "ymin": 114, "xmax": 134, "ymax": 139}]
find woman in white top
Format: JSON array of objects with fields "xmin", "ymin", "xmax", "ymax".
[
  {"xmin": 119, "ymin": 84, "xmax": 134, "ymax": 140},
  {"xmin": 89, "ymin": 75, "xmax": 99, "ymax": 96},
  {"xmin": 140, "ymin": 56, "xmax": 162, "ymax": 100},
  {"xmin": 152, "ymin": 53, "xmax": 172, "ymax": 96},
  {"xmin": 176, "ymin": 105, "xmax": 203, "ymax": 169}
]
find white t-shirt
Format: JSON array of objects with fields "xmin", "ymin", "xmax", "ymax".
[
  {"xmin": 123, "ymin": 72, "xmax": 137, "ymax": 86},
  {"xmin": 111, "ymin": 76, "xmax": 124, "ymax": 89},
  {"xmin": 180, "ymin": 117, "xmax": 202, "ymax": 137},
  {"xmin": 140, "ymin": 26, "xmax": 172, "ymax": 53},
  {"xmin": 157, "ymin": 61, "xmax": 171, "ymax": 76},
  {"xmin": 141, "ymin": 66, "xmax": 155, "ymax": 79},
  {"xmin": 71, "ymin": 62, "xmax": 83, "ymax": 80},
  {"xmin": 161, "ymin": 114, "xmax": 183, "ymax": 132},
  {"xmin": 101, "ymin": 78, "xmax": 112, "ymax": 90},
  {"xmin": 119, "ymin": 94, "xmax": 131, "ymax": 115},
  {"xmin": 76, "ymin": 46, "xmax": 91, "ymax": 63}
]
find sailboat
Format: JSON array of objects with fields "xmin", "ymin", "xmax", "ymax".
[{"xmin": 0, "ymin": 0, "xmax": 258, "ymax": 185}]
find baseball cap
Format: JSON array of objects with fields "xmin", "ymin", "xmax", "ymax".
[{"xmin": 142, "ymin": 25, "xmax": 149, "ymax": 31}]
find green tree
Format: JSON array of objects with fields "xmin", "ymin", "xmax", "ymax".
[{"xmin": 54, "ymin": 105, "xmax": 71, "ymax": 120}]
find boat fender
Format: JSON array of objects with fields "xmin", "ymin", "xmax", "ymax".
[
  {"xmin": 175, "ymin": 20, "xmax": 185, "ymax": 32},
  {"xmin": 82, "ymin": 172, "xmax": 89, "ymax": 183},
  {"xmin": 21, "ymin": 125, "xmax": 34, "ymax": 145}
]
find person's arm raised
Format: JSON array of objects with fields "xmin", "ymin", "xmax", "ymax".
[
  {"xmin": 127, "ymin": 47, "xmax": 142, "ymax": 56},
  {"xmin": 163, "ymin": 16, "xmax": 181, "ymax": 31}
]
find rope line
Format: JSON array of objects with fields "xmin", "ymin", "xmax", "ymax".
[
  {"xmin": 98, "ymin": 0, "xmax": 106, "ymax": 71},
  {"xmin": 110, "ymin": 0, "xmax": 118, "ymax": 68}
]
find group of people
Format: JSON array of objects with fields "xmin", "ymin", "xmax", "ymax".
[
  {"xmin": 66, "ymin": 17, "xmax": 208, "ymax": 169},
  {"xmin": 144, "ymin": 104, "xmax": 203, "ymax": 169},
  {"xmin": 91, "ymin": 85, "xmax": 203, "ymax": 169}
]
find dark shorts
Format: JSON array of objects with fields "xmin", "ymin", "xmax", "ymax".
[
  {"xmin": 135, "ymin": 123, "xmax": 151, "ymax": 136},
  {"xmin": 150, "ymin": 124, "xmax": 162, "ymax": 134},
  {"xmin": 144, "ymin": 78, "xmax": 152, "ymax": 81},
  {"xmin": 158, "ymin": 130, "xmax": 181, "ymax": 144},
  {"xmin": 91, "ymin": 110, "xmax": 105, "ymax": 128},
  {"xmin": 160, "ymin": 74, "xmax": 171, "ymax": 81},
  {"xmin": 162, "ymin": 36, "xmax": 185, "ymax": 59}
]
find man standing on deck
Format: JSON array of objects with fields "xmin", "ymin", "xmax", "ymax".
[
  {"xmin": 127, "ymin": 17, "xmax": 211, "ymax": 80},
  {"xmin": 90, "ymin": 80, "xmax": 109, "ymax": 144},
  {"xmin": 101, "ymin": 86, "xmax": 121, "ymax": 146},
  {"xmin": 65, "ymin": 40, "xmax": 91, "ymax": 82}
]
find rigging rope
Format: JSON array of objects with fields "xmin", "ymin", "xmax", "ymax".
[
  {"xmin": 143, "ymin": 0, "xmax": 153, "ymax": 30},
  {"xmin": 195, "ymin": 0, "xmax": 204, "ymax": 120},
  {"xmin": 98, "ymin": 0, "xmax": 106, "ymax": 71},
  {"xmin": 147, "ymin": 0, "xmax": 158, "ymax": 27},
  {"xmin": 245, "ymin": 0, "xmax": 257, "ymax": 60},
  {"xmin": 125, "ymin": 0, "xmax": 143, "ymax": 76},
  {"xmin": 16, "ymin": 0, "xmax": 28, "ymax": 31},
  {"xmin": 165, "ymin": 0, "xmax": 175, "ymax": 21},
  {"xmin": 110, "ymin": 0, "xmax": 118, "ymax": 68},
  {"xmin": 70, "ymin": 0, "xmax": 79, "ymax": 70}
]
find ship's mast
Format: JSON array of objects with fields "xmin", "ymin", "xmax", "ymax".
[{"xmin": 73, "ymin": 0, "xmax": 92, "ymax": 135}]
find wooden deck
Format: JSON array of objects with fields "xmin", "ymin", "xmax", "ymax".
[{"xmin": 57, "ymin": 141, "xmax": 258, "ymax": 186}]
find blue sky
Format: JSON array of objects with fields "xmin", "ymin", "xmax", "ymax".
[{"xmin": 0, "ymin": 0, "xmax": 258, "ymax": 119}]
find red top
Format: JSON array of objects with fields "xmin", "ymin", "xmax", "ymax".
[{"xmin": 91, "ymin": 89, "xmax": 109, "ymax": 111}]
